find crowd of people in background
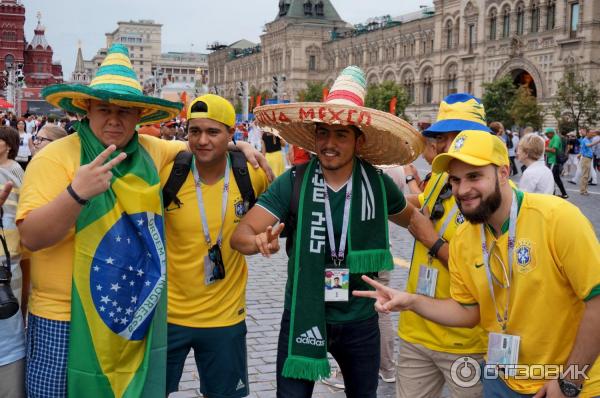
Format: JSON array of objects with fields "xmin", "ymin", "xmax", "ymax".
[{"xmin": 4, "ymin": 106, "xmax": 599, "ymax": 200}]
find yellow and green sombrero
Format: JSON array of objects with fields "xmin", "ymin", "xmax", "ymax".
[{"xmin": 42, "ymin": 44, "xmax": 182, "ymax": 124}]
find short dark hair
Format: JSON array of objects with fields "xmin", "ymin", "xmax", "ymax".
[{"xmin": 0, "ymin": 126, "xmax": 20, "ymax": 160}]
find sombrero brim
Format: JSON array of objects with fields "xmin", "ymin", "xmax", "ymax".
[
  {"xmin": 254, "ymin": 103, "xmax": 424, "ymax": 165},
  {"xmin": 42, "ymin": 84, "xmax": 183, "ymax": 124}
]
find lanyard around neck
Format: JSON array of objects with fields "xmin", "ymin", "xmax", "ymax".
[
  {"xmin": 323, "ymin": 172, "xmax": 353, "ymax": 266},
  {"xmin": 480, "ymin": 190, "xmax": 518, "ymax": 331},
  {"xmin": 191, "ymin": 156, "xmax": 231, "ymax": 247}
]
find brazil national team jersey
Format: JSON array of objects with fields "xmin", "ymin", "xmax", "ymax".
[
  {"xmin": 449, "ymin": 192, "xmax": 600, "ymax": 396},
  {"xmin": 161, "ymin": 156, "xmax": 269, "ymax": 328},
  {"xmin": 399, "ymin": 171, "xmax": 487, "ymax": 354}
]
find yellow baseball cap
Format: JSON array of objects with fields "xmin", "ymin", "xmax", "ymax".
[
  {"xmin": 432, "ymin": 130, "xmax": 509, "ymax": 173},
  {"xmin": 187, "ymin": 94, "xmax": 236, "ymax": 128}
]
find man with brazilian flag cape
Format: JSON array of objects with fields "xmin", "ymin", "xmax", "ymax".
[
  {"xmin": 231, "ymin": 66, "xmax": 423, "ymax": 396},
  {"xmin": 16, "ymin": 43, "xmax": 187, "ymax": 397}
]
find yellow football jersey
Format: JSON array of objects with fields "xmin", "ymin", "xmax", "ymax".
[
  {"xmin": 162, "ymin": 157, "xmax": 269, "ymax": 328},
  {"xmin": 399, "ymin": 172, "xmax": 487, "ymax": 354},
  {"xmin": 449, "ymin": 192, "xmax": 600, "ymax": 396}
]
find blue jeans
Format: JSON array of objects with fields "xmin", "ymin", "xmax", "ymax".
[
  {"xmin": 481, "ymin": 362, "xmax": 534, "ymax": 398},
  {"xmin": 276, "ymin": 310, "xmax": 380, "ymax": 398}
]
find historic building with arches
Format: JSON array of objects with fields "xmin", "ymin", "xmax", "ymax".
[{"xmin": 209, "ymin": 0, "xmax": 599, "ymax": 124}]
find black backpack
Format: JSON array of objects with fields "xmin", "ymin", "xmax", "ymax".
[
  {"xmin": 556, "ymin": 136, "xmax": 569, "ymax": 164},
  {"xmin": 281, "ymin": 162, "xmax": 309, "ymax": 256},
  {"xmin": 162, "ymin": 151, "xmax": 256, "ymax": 212}
]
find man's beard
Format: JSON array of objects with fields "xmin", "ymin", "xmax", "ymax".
[
  {"xmin": 456, "ymin": 176, "xmax": 502, "ymax": 224},
  {"xmin": 318, "ymin": 150, "xmax": 354, "ymax": 171}
]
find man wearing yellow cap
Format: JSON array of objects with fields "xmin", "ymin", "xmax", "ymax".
[
  {"xmin": 398, "ymin": 93, "xmax": 490, "ymax": 397},
  {"xmin": 356, "ymin": 130, "xmax": 600, "ymax": 398},
  {"xmin": 15, "ymin": 45, "xmax": 268, "ymax": 397},
  {"xmin": 162, "ymin": 94, "xmax": 269, "ymax": 397}
]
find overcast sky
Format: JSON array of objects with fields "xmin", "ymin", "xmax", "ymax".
[{"xmin": 22, "ymin": 0, "xmax": 433, "ymax": 77}]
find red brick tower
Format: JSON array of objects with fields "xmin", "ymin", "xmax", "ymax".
[
  {"xmin": 23, "ymin": 11, "xmax": 63, "ymax": 87},
  {"xmin": 0, "ymin": 0, "xmax": 26, "ymax": 72}
]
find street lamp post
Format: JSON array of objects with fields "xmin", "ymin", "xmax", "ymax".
[
  {"xmin": 2, "ymin": 64, "xmax": 16, "ymax": 113},
  {"xmin": 15, "ymin": 63, "xmax": 26, "ymax": 117},
  {"xmin": 152, "ymin": 66, "xmax": 163, "ymax": 98}
]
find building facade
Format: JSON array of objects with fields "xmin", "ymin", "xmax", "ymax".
[
  {"xmin": 1, "ymin": 0, "xmax": 63, "ymax": 114},
  {"xmin": 0, "ymin": 0, "xmax": 63, "ymax": 89},
  {"xmin": 78, "ymin": 20, "xmax": 209, "ymax": 97},
  {"xmin": 208, "ymin": 0, "xmax": 600, "ymax": 124}
]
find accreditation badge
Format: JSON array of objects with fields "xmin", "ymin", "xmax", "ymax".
[
  {"xmin": 204, "ymin": 256, "xmax": 217, "ymax": 286},
  {"xmin": 416, "ymin": 265, "xmax": 438, "ymax": 297},
  {"xmin": 324, "ymin": 268, "xmax": 349, "ymax": 302},
  {"xmin": 487, "ymin": 332, "xmax": 521, "ymax": 376}
]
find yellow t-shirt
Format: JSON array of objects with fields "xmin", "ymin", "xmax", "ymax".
[
  {"xmin": 161, "ymin": 157, "xmax": 268, "ymax": 328},
  {"xmin": 399, "ymin": 172, "xmax": 487, "ymax": 354},
  {"xmin": 449, "ymin": 192, "xmax": 600, "ymax": 396},
  {"xmin": 16, "ymin": 133, "xmax": 186, "ymax": 321}
]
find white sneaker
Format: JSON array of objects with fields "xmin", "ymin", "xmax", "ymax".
[
  {"xmin": 379, "ymin": 372, "xmax": 396, "ymax": 383},
  {"xmin": 321, "ymin": 370, "xmax": 345, "ymax": 389}
]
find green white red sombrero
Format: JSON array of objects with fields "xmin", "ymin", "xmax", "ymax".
[
  {"xmin": 254, "ymin": 66, "xmax": 423, "ymax": 165},
  {"xmin": 42, "ymin": 44, "xmax": 182, "ymax": 124}
]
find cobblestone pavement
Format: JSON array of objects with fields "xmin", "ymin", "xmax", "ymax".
[{"xmin": 171, "ymin": 163, "xmax": 599, "ymax": 398}]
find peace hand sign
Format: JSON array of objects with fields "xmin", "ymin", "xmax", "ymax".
[
  {"xmin": 70, "ymin": 145, "xmax": 127, "ymax": 201},
  {"xmin": 255, "ymin": 223, "xmax": 285, "ymax": 258}
]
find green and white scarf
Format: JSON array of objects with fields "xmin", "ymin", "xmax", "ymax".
[{"xmin": 283, "ymin": 157, "xmax": 393, "ymax": 381}]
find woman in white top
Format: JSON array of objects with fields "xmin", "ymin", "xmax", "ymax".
[
  {"xmin": 517, "ymin": 133, "xmax": 555, "ymax": 194},
  {"xmin": 14, "ymin": 119, "xmax": 32, "ymax": 170}
]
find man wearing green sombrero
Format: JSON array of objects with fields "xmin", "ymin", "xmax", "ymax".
[
  {"xmin": 16, "ymin": 44, "xmax": 266, "ymax": 398},
  {"xmin": 231, "ymin": 66, "xmax": 422, "ymax": 397}
]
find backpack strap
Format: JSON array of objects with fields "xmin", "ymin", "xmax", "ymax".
[
  {"xmin": 283, "ymin": 161, "xmax": 309, "ymax": 256},
  {"xmin": 162, "ymin": 151, "xmax": 193, "ymax": 208},
  {"xmin": 230, "ymin": 151, "xmax": 256, "ymax": 211}
]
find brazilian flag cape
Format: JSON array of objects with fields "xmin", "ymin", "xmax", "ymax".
[{"xmin": 68, "ymin": 120, "xmax": 167, "ymax": 397}]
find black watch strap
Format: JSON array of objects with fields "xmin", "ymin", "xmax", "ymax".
[
  {"xmin": 405, "ymin": 175, "xmax": 416, "ymax": 184},
  {"xmin": 428, "ymin": 238, "xmax": 446, "ymax": 258},
  {"xmin": 559, "ymin": 378, "xmax": 582, "ymax": 397},
  {"xmin": 67, "ymin": 184, "xmax": 89, "ymax": 206}
]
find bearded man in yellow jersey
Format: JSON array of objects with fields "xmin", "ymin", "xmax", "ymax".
[
  {"xmin": 356, "ymin": 130, "xmax": 600, "ymax": 398},
  {"xmin": 399, "ymin": 93, "xmax": 490, "ymax": 398},
  {"xmin": 162, "ymin": 95, "xmax": 269, "ymax": 398}
]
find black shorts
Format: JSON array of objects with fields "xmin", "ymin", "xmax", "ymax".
[{"xmin": 166, "ymin": 321, "xmax": 248, "ymax": 397}]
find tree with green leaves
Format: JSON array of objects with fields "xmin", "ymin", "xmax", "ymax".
[
  {"xmin": 234, "ymin": 97, "xmax": 242, "ymax": 115},
  {"xmin": 551, "ymin": 70, "xmax": 600, "ymax": 135},
  {"xmin": 364, "ymin": 80, "xmax": 410, "ymax": 118},
  {"xmin": 297, "ymin": 81, "xmax": 326, "ymax": 102},
  {"xmin": 509, "ymin": 85, "xmax": 544, "ymax": 131},
  {"xmin": 482, "ymin": 75, "xmax": 517, "ymax": 128}
]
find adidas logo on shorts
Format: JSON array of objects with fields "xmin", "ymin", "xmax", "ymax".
[
  {"xmin": 236, "ymin": 379, "xmax": 245, "ymax": 390},
  {"xmin": 296, "ymin": 326, "xmax": 325, "ymax": 346}
]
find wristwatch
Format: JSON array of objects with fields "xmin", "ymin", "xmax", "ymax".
[
  {"xmin": 558, "ymin": 378, "xmax": 582, "ymax": 397},
  {"xmin": 405, "ymin": 175, "xmax": 416, "ymax": 184}
]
